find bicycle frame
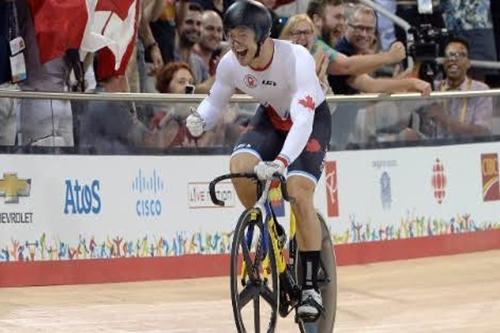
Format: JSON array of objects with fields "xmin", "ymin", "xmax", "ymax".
[
  {"xmin": 262, "ymin": 190, "xmax": 287, "ymax": 279},
  {"xmin": 209, "ymin": 172, "xmax": 291, "ymax": 281}
]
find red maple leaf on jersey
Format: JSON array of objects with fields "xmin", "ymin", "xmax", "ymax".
[{"xmin": 298, "ymin": 95, "xmax": 315, "ymax": 111}]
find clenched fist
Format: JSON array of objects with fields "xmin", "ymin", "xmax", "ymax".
[
  {"xmin": 386, "ymin": 41, "xmax": 407, "ymax": 64},
  {"xmin": 186, "ymin": 109, "xmax": 205, "ymax": 137}
]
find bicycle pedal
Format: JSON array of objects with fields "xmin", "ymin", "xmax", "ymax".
[{"xmin": 295, "ymin": 307, "xmax": 324, "ymax": 323}]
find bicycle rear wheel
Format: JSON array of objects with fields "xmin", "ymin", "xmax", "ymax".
[
  {"xmin": 230, "ymin": 207, "xmax": 279, "ymax": 333},
  {"xmin": 295, "ymin": 213, "xmax": 337, "ymax": 333}
]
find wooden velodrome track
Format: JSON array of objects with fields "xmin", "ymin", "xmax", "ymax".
[{"xmin": 1, "ymin": 250, "xmax": 499, "ymax": 332}]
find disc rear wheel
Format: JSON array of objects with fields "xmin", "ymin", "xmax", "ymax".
[{"xmin": 295, "ymin": 213, "xmax": 337, "ymax": 333}]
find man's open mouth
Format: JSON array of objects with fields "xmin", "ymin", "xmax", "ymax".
[{"xmin": 235, "ymin": 49, "xmax": 248, "ymax": 57}]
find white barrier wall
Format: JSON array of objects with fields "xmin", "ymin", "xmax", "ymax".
[{"xmin": 1, "ymin": 142, "xmax": 500, "ymax": 262}]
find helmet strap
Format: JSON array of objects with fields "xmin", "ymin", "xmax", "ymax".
[{"xmin": 254, "ymin": 41, "xmax": 262, "ymax": 59}]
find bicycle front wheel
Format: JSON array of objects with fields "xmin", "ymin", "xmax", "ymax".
[{"xmin": 230, "ymin": 207, "xmax": 279, "ymax": 333}]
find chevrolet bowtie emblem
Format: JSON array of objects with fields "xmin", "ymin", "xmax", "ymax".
[{"xmin": 0, "ymin": 173, "xmax": 31, "ymax": 203}]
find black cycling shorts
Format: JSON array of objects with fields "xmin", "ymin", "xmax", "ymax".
[{"xmin": 232, "ymin": 101, "xmax": 331, "ymax": 183}]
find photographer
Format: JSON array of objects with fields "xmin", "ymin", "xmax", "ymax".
[
  {"xmin": 429, "ymin": 37, "xmax": 492, "ymax": 137},
  {"xmin": 324, "ymin": 4, "xmax": 430, "ymax": 149},
  {"xmin": 403, "ymin": 37, "xmax": 492, "ymax": 140},
  {"xmin": 441, "ymin": 0, "xmax": 497, "ymax": 81},
  {"xmin": 331, "ymin": 5, "xmax": 431, "ymax": 95}
]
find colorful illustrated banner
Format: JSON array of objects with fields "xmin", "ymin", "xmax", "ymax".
[{"xmin": 1, "ymin": 142, "xmax": 500, "ymax": 262}]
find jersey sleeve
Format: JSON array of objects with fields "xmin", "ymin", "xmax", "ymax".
[
  {"xmin": 313, "ymin": 39, "xmax": 338, "ymax": 63},
  {"xmin": 196, "ymin": 53, "xmax": 235, "ymax": 130},
  {"xmin": 278, "ymin": 46, "xmax": 325, "ymax": 166}
]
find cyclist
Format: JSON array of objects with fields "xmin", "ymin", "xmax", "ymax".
[{"xmin": 186, "ymin": 0, "xmax": 330, "ymax": 321}]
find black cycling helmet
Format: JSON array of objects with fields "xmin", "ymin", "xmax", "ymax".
[{"xmin": 223, "ymin": 0, "xmax": 272, "ymax": 44}]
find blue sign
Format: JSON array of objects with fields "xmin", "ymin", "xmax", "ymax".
[
  {"xmin": 64, "ymin": 179, "xmax": 101, "ymax": 214},
  {"xmin": 132, "ymin": 169, "xmax": 165, "ymax": 217}
]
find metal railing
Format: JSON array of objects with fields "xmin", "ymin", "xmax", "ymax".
[
  {"xmin": 1, "ymin": 88, "xmax": 499, "ymax": 154},
  {"xmin": 1, "ymin": 88, "xmax": 500, "ymax": 103}
]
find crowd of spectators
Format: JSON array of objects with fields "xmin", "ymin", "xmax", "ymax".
[{"xmin": 0, "ymin": 0, "xmax": 499, "ymax": 152}]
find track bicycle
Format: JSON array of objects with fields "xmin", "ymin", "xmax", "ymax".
[{"xmin": 209, "ymin": 172, "xmax": 337, "ymax": 333}]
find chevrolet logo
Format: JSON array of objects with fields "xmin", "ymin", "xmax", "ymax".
[{"xmin": 0, "ymin": 173, "xmax": 31, "ymax": 203}]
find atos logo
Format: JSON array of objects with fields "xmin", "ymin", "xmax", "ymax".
[
  {"xmin": 64, "ymin": 180, "xmax": 101, "ymax": 214},
  {"xmin": 132, "ymin": 169, "xmax": 165, "ymax": 218}
]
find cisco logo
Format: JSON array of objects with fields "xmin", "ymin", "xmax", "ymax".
[
  {"xmin": 132, "ymin": 169, "xmax": 165, "ymax": 217},
  {"xmin": 64, "ymin": 179, "xmax": 101, "ymax": 214}
]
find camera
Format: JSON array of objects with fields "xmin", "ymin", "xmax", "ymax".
[
  {"xmin": 185, "ymin": 84, "xmax": 195, "ymax": 94},
  {"xmin": 408, "ymin": 23, "xmax": 448, "ymax": 61},
  {"xmin": 406, "ymin": 23, "xmax": 449, "ymax": 87}
]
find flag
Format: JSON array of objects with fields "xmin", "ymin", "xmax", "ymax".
[
  {"xmin": 90, "ymin": 0, "xmax": 140, "ymax": 80},
  {"xmin": 28, "ymin": 0, "xmax": 88, "ymax": 64},
  {"xmin": 28, "ymin": 0, "xmax": 139, "ymax": 77}
]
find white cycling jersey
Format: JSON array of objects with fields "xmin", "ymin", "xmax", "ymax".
[{"xmin": 197, "ymin": 39, "xmax": 326, "ymax": 165}]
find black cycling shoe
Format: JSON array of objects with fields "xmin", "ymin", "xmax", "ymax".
[{"xmin": 296, "ymin": 288, "xmax": 323, "ymax": 322}]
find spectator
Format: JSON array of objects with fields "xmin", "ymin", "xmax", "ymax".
[
  {"xmin": 174, "ymin": 3, "xmax": 209, "ymax": 85},
  {"xmin": 330, "ymin": 5, "xmax": 430, "ymax": 95},
  {"xmin": 308, "ymin": 0, "xmax": 345, "ymax": 48},
  {"xmin": 156, "ymin": 61, "xmax": 195, "ymax": 95},
  {"xmin": 150, "ymin": 0, "xmax": 179, "ymax": 65},
  {"xmin": 279, "ymin": 14, "xmax": 332, "ymax": 94},
  {"xmin": 341, "ymin": 3, "xmax": 377, "ymax": 55},
  {"xmin": 143, "ymin": 61, "xmax": 224, "ymax": 148},
  {"xmin": 17, "ymin": 1, "xmax": 73, "ymax": 147},
  {"xmin": 283, "ymin": 7, "xmax": 429, "ymax": 149},
  {"xmin": 0, "ymin": 0, "xmax": 22, "ymax": 146},
  {"xmin": 281, "ymin": 11, "xmax": 430, "ymax": 95},
  {"xmin": 441, "ymin": 0, "xmax": 497, "ymax": 81},
  {"xmin": 306, "ymin": 0, "xmax": 407, "ymax": 79},
  {"xmin": 305, "ymin": 2, "xmax": 431, "ymax": 149},
  {"xmin": 193, "ymin": 10, "xmax": 224, "ymax": 77},
  {"xmin": 409, "ymin": 37, "xmax": 492, "ymax": 139},
  {"xmin": 129, "ymin": 0, "xmax": 165, "ymax": 93},
  {"xmin": 141, "ymin": 0, "xmax": 165, "ymax": 74},
  {"xmin": 79, "ymin": 74, "xmax": 144, "ymax": 154},
  {"xmin": 399, "ymin": 37, "xmax": 493, "ymax": 142}
]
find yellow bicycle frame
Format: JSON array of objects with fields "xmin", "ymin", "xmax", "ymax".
[{"xmin": 239, "ymin": 187, "xmax": 297, "ymax": 281}]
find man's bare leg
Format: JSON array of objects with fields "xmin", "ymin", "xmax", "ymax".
[{"xmin": 229, "ymin": 153, "xmax": 260, "ymax": 208}]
